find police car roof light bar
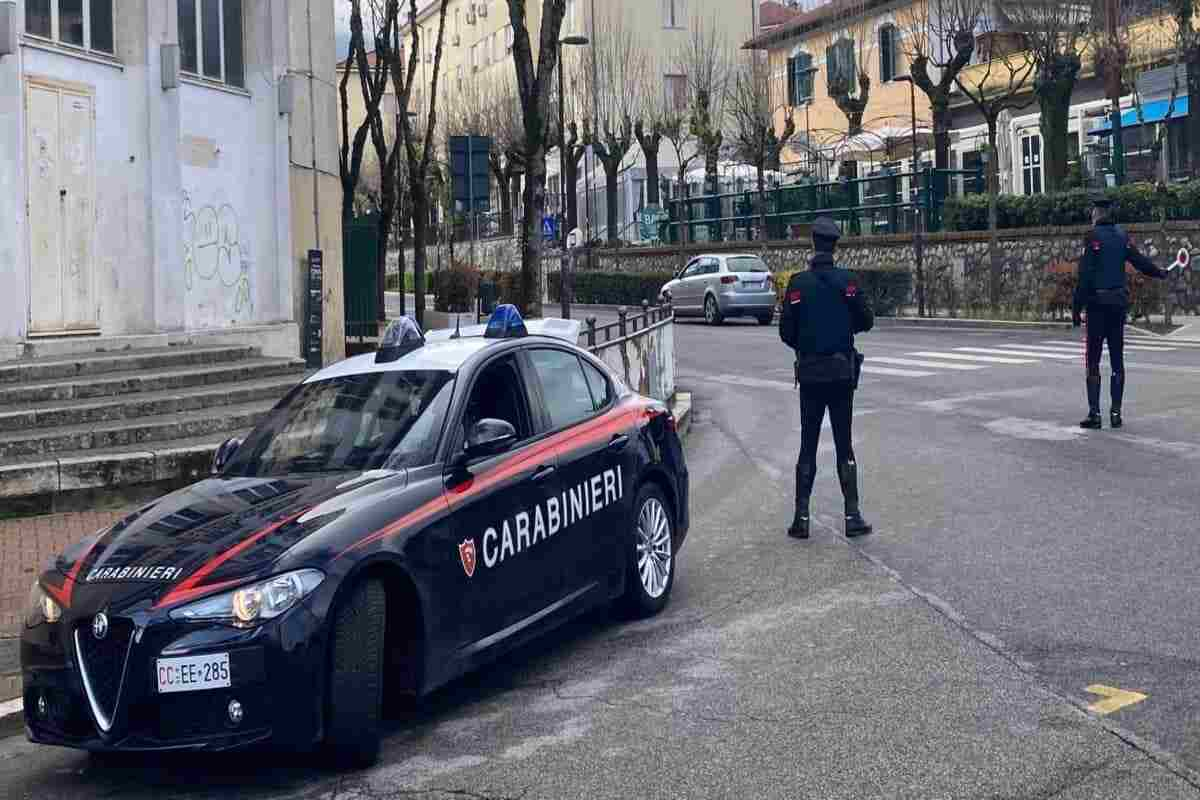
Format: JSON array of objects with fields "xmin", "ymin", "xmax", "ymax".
[
  {"xmin": 376, "ymin": 317, "xmax": 425, "ymax": 363},
  {"xmin": 485, "ymin": 305, "xmax": 528, "ymax": 339}
]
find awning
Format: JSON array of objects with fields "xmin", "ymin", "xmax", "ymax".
[{"xmin": 1092, "ymin": 96, "xmax": 1189, "ymax": 136}]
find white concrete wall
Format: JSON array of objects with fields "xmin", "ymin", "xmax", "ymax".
[{"xmin": 0, "ymin": 0, "xmax": 298, "ymax": 352}]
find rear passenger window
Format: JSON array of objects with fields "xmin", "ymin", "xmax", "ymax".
[
  {"xmin": 529, "ymin": 350, "xmax": 596, "ymax": 429},
  {"xmin": 580, "ymin": 360, "xmax": 613, "ymax": 411}
]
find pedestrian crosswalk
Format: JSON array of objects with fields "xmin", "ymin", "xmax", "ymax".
[{"xmin": 861, "ymin": 335, "xmax": 1194, "ymax": 381}]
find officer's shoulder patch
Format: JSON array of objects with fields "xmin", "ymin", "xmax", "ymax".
[
  {"xmin": 845, "ymin": 281, "xmax": 858, "ymax": 298},
  {"xmin": 788, "ymin": 289, "xmax": 803, "ymax": 305}
]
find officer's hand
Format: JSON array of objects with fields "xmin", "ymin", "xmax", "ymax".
[{"xmin": 1072, "ymin": 313, "xmax": 1082, "ymax": 328}]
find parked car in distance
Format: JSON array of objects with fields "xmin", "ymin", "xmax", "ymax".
[{"xmin": 658, "ymin": 254, "xmax": 776, "ymax": 326}]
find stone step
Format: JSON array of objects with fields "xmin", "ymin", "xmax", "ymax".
[
  {"xmin": 0, "ymin": 375, "xmax": 301, "ymax": 433},
  {"xmin": 0, "ymin": 431, "xmax": 254, "ymax": 500},
  {"xmin": 0, "ymin": 357, "xmax": 302, "ymax": 406},
  {"xmin": 0, "ymin": 399, "xmax": 278, "ymax": 460},
  {"xmin": 0, "ymin": 344, "xmax": 260, "ymax": 386}
]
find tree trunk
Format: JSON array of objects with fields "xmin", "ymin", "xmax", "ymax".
[
  {"xmin": 519, "ymin": 144, "xmax": 548, "ymax": 316},
  {"xmin": 396, "ymin": 197, "xmax": 408, "ymax": 320},
  {"xmin": 1187, "ymin": 48, "xmax": 1200, "ymax": 178},
  {"xmin": 757, "ymin": 165, "xmax": 767, "ymax": 242},
  {"xmin": 498, "ymin": 172, "xmax": 514, "ymax": 236},
  {"xmin": 411, "ymin": 183, "xmax": 429, "ymax": 330},
  {"xmin": 1036, "ymin": 56, "xmax": 1080, "ymax": 193},
  {"xmin": 605, "ymin": 167, "xmax": 619, "ymax": 245},
  {"xmin": 566, "ymin": 157, "xmax": 579, "ymax": 232},
  {"xmin": 931, "ymin": 94, "xmax": 951, "ymax": 211},
  {"xmin": 645, "ymin": 147, "xmax": 661, "ymax": 206},
  {"xmin": 987, "ymin": 120, "xmax": 1001, "ymax": 311},
  {"xmin": 510, "ymin": 174, "xmax": 522, "ymax": 235}
]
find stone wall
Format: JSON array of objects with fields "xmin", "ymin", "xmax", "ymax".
[{"xmin": 550, "ymin": 223, "xmax": 1200, "ymax": 320}]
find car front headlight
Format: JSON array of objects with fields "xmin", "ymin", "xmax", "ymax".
[
  {"xmin": 26, "ymin": 582, "xmax": 62, "ymax": 628},
  {"xmin": 169, "ymin": 569, "xmax": 325, "ymax": 627}
]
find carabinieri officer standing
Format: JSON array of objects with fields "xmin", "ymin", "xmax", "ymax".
[
  {"xmin": 1073, "ymin": 196, "xmax": 1168, "ymax": 429},
  {"xmin": 779, "ymin": 217, "xmax": 874, "ymax": 540}
]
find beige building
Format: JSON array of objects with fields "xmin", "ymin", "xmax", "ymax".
[{"xmin": 744, "ymin": 0, "xmax": 936, "ymax": 181}]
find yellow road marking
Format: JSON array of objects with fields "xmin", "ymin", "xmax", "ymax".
[{"xmin": 1085, "ymin": 684, "xmax": 1148, "ymax": 715}]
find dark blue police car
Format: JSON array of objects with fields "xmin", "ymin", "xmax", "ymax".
[{"xmin": 21, "ymin": 307, "xmax": 689, "ymax": 766}]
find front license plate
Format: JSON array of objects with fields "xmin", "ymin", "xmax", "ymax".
[{"xmin": 156, "ymin": 653, "xmax": 231, "ymax": 694}]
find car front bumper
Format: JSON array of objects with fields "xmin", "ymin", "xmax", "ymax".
[{"xmin": 21, "ymin": 602, "xmax": 327, "ymax": 753}]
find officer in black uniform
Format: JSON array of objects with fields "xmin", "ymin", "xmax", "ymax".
[
  {"xmin": 779, "ymin": 217, "xmax": 874, "ymax": 540},
  {"xmin": 1073, "ymin": 196, "xmax": 1168, "ymax": 429}
]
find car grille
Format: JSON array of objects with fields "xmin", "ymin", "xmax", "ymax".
[{"xmin": 75, "ymin": 617, "xmax": 134, "ymax": 732}]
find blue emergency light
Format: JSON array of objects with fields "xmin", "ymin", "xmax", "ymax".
[
  {"xmin": 375, "ymin": 317, "xmax": 425, "ymax": 363},
  {"xmin": 485, "ymin": 304, "xmax": 528, "ymax": 339}
]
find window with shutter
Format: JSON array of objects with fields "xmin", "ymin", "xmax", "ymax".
[{"xmin": 879, "ymin": 24, "xmax": 897, "ymax": 83}]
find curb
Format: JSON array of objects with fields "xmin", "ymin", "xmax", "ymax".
[
  {"xmin": 670, "ymin": 392, "xmax": 693, "ymax": 441},
  {"xmin": 0, "ymin": 696, "xmax": 21, "ymax": 738}
]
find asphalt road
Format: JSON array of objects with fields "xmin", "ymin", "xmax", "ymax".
[{"xmin": 4, "ymin": 319, "xmax": 1200, "ymax": 798}]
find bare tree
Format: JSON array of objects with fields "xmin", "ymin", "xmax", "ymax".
[
  {"xmin": 634, "ymin": 52, "xmax": 672, "ymax": 210},
  {"xmin": 662, "ymin": 96, "xmax": 702, "ymax": 251},
  {"xmin": 387, "ymin": 0, "xmax": 450, "ymax": 328},
  {"xmin": 482, "ymin": 76, "xmax": 526, "ymax": 238},
  {"xmin": 898, "ymin": 0, "xmax": 981, "ymax": 180},
  {"xmin": 998, "ymin": 1, "xmax": 1093, "ymax": 192},
  {"xmin": 1170, "ymin": 0, "xmax": 1199, "ymax": 177},
  {"xmin": 506, "ymin": 0, "xmax": 569, "ymax": 314},
  {"xmin": 728, "ymin": 54, "xmax": 795, "ymax": 240},
  {"xmin": 677, "ymin": 19, "xmax": 731, "ymax": 197},
  {"xmin": 955, "ymin": 4, "xmax": 1036, "ymax": 305},
  {"xmin": 338, "ymin": 2, "xmax": 391, "ymax": 237},
  {"xmin": 580, "ymin": 8, "xmax": 645, "ymax": 245}
]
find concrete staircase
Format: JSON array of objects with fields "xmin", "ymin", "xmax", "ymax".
[{"xmin": 0, "ymin": 344, "xmax": 307, "ymax": 511}]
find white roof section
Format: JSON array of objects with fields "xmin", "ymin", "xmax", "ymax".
[{"xmin": 304, "ymin": 338, "xmax": 496, "ymax": 383}]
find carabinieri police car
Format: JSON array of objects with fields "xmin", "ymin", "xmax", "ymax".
[{"xmin": 21, "ymin": 306, "xmax": 689, "ymax": 767}]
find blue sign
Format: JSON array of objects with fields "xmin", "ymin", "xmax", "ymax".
[{"xmin": 542, "ymin": 215, "xmax": 558, "ymax": 242}]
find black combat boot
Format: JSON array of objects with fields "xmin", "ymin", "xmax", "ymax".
[
  {"xmin": 1110, "ymin": 371, "xmax": 1125, "ymax": 428},
  {"xmin": 837, "ymin": 460, "xmax": 873, "ymax": 538},
  {"xmin": 1080, "ymin": 375, "xmax": 1102, "ymax": 429},
  {"xmin": 788, "ymin": 463, "xmax": 815, "ymax": 539}
]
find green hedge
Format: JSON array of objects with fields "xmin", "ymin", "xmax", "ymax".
[
  {"xmin": 384, "ymin": 272, "xmax": 435, "ymax": 293},
  {"xmin": 774, "ymin": 268, "xmax": 912, "ymax": 317},
  {"xmin": 943, "ymin": 180, "xmax": 1200, "ymax": 232},
  {"xmin": 549, "ymin": 271, "xmax": 675, "ymax": 306}
]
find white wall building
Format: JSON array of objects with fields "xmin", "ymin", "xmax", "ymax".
[{"xmin": 0, "ymin": 0, "xmax": 340, "ymax": 361}]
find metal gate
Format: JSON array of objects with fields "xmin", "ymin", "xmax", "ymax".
[{"xmin": 343, "ymin": 212, "xmax": 379, "ymax": 340}]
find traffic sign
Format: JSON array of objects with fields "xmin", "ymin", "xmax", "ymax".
[
  {"xmin": 542, "ymin": 215, "xmax": 558, "ymax": 242},
  {"xmin": 449, "ymin": 135, "xmax": 492, "ymax": 212}
]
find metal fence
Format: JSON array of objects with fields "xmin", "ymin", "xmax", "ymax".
[
  {"xmin": 579, "ymin": 301, "xmax": 673, "ymax": 351},
  {"xmin": 664, "ymin": 168, "xmax": 985, "ymax": 244}
]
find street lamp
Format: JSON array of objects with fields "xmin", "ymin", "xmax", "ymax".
[
  {"xmin": 557, "ymin": 34, "xmax": 589, "ymax": 320},
  {"xmin": 558, "ymin": 35, "xmax": 590, "ymax": 248}
]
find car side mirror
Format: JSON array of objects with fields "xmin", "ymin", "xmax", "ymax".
[
  {"xmin": 211, "ymin": 437, "xmax": 243, "ymax": 475},
  {"xmin": 463, "ymin": 418, "xmax": 517, "ymax": 462}
]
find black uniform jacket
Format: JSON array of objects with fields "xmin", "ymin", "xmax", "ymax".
[
  {"xmin": 779, "ymin": 254, "xmax": 874, "ymax": 383},
  {"xmin": 1073, "ymin": 222, "xmax": 1165, "ymax": 315}
]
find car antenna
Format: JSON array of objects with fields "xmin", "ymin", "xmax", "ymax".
[{"xmin": 450, "ymin": 315, "xmax": 462, "ymax": 340}]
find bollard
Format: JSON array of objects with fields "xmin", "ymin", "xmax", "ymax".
[
  {"xmin": 618, "ymin": 307, "xmax": 628, "ymax": 338},
  {"xmin": 641, "ymin": 298, "xmax": 650, "ymax": 329},
  {"xmin": 586, "ymin": 317, "xmax": 597, "ymax": 348}
]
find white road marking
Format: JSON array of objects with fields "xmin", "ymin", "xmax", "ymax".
[
  {"xmin": 1128, "ymin": 336, "xmax": 1200, "ymax": 348},
  {"xmin": 985, "ymin": 417, "xmax": 1085, "ymax": 442},
  {"xmin": 1002, "ymin": 343, "xmax": 1087, "ymax": 354},
  {"xmin": 918, "ymin": 388, "xmax": 1045, "ymax": 412},
  {"xmin": 870, "ymin": 357, "xmax": 986, "ymax": 371},
  {"xmin": 1044, "ymin": 340, "xmax": 1177, "ymax": 352},
  {"xmin": 909, "ymin": 351, "xmax": 1036, "ymax": 365},
  {"xmin": 954, "ymin": 347, "xmax": 1078, "ymax": 360},
  {"xmin": 861, "ymin": 365, "xmax": 937, "ymax": 378}
]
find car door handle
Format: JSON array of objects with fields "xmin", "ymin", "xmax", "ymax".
[
  {"xmin": 529, "ymin": 464, "xmax": 556, "ymax": 483},
  {"xmin": 607, "ymin": 434, "xmax": 630, "ymax": 453}
]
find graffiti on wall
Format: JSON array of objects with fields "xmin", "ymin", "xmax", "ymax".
[{"xmin": 182, "ymin": 191, "xmax": 253, "ymax": 315}]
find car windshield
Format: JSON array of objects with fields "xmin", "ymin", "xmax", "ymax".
[
  {"xmin": 222, "ymin": 370, "xmax": 456, "ymax": 477},
  {"xmin": 726, "ymin": 257, "xmax": 769, "ymax": 273}
]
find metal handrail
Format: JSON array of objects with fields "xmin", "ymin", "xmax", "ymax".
[{"xmin": 582, "ymin": 301, "xmax": 674, "ymax": 351}]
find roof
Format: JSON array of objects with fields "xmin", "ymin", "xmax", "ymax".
[
  {"xmin": 744, "ymin": 0, "xmax": 892, "ymax": 50},
  {"xmin": 760, "ymin": 1, "xmax": 803, "ymax": 29},
  {"xmin": 304, "ymin": 338, "xmax": 499, "ymax": 383}
]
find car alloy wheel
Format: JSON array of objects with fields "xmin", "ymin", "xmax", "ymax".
[
  {"xmin": 637, "ymin": 497, "xmax": 672, "ymax": 599},
  {"xmin": 704, "ymin": 296, "xmax": 721, "ymax": 325}
]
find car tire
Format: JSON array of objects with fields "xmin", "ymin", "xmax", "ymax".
[
  {"xmin": 325, "ymin": 578, "xmax": 386, "ymax": 769},
  {"xmin": 621, "ymin": 484, "xmax": 675, "ymax": 618},
  {"xmin": 704, "ymin": 296, "xmax": 723, "ymax": 326},
  {"xmin": 757, "ymin": 313, "xmax": 774, "ymax": 326}
]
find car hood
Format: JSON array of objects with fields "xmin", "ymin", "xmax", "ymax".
[{"xmin": 45, "ymin": 471, "xmax": 408, "ymax": 614}]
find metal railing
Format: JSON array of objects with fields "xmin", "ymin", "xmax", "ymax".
[
  {"xmin": 663, "ymin": 168, "xmax": 985, "ymax": 243},
  {"xmin": 581, "ymin": 301, "xmax": 674, "ymax": 351}
]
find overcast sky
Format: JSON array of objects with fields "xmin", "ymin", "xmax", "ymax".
[{"xmin": 334, "ymin": 4, "xmax": 351, "ymax": 60}]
